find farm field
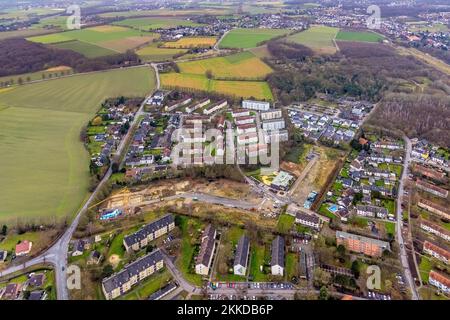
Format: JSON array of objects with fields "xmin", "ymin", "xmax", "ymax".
[
  {"xmin": 336, "ymin": 30, "xmax": 384, "ymax": 43},
  {"xmin": 0, "ymin": 67, "xmax": 156, "ymax": 223},
  {"xmin": 162, "ymin": 36, "xmax": 217, "ymax": 48},
  {"xmin": 0, "ymin": 28, "xmax": 57, "ymax": 41},
  {"xmin": 161, "ymin": 72, "xmax": 273, "ymax": 100},
  {"xmin": 219, "ymin": 28, "xmax": 290, "ymax": 49},
  {"xmin": 136, "ymin": 43, "xmax": 188, "ymax": 62},
  {"xmin": 177, "ymin": 51, "xmax": 272, "ymax": 79},
  {"xmin": 287, "ymin": 25, "xmax": 339, "ymax": 54},
  {"xmin": 50, "ymin": 40, "xmax": 118, "ymax": 58},
  {"xmin": 27, "ymin": 25, "xmax": 157, "ymax": 54},
  {"xmin": 113, "ymin": 17, "xmax": 202, "ymax": 30},
  {"xmin": 0, "ymin": 66, "xmax": 73, "ymax": 85}
]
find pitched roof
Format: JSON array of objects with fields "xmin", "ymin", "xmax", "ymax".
[
  {"xmin": 271, "ymin": 236, "xmax": 285, "ymax": 268},
  {"xmin": 336, "ymin": 231, "xmax": 391, "ymax": 250},
  {"xmin": 233, "ymin": 235, "xmax": 250, "ymax": 268},
  {"xmin": 124, "ymin": 214, "xmax": 174, "ymax": 247},
  {"xmin": 196, "ymin": 224, "xmax": 216, "ymax": 267},
  {"xmin": 102, "ymin": 249, "xmax": 163, "ymax": 294}
]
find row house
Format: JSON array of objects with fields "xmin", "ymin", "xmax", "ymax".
[
  {"xmin": 237, "ymin": 132, "xmax": 258, "ymax": 145},
  {"xmin": 295, "ymin": 212, "xmax": 321, "ymax": 229},
  {"xmin": 429, "ymin": 270, "xmax": 450, "ymax": 294},
  {"xmin": 420, "ymin": 219, "xmax": 450, "ymax": 242},
  {"xmin": 195, "ymin": 225, "xmax": 217, "ymax": 276},
  {"xmin": 234, "ymin": 116, "xmax": 255, "ymax": 126},
  {"xmin": 418, "ymin": 199, "xmax": 450, "ymax": 220},
  {"xmin": 263, "ymin": 129, "xmax": 289, "ymax": 143},
  {"xmin": 102, "ymin": 249, "xmax": 164, "ymax": 300},
  {"xmin": 416, "ymin": 179, "xmax": 449, "ymax": 198},
  {"xmin": 185, "ymin": 98, "xmax": 210, "ymax": 113},
  {"xmin": 231, "ymin": 109, "xmax": 250, "ymax": 118},
  {"xmin": 271, "ymin": 236, "xmax": 285, "ymax": 276},
  {"xmin": 233, "ymin": 235, "xmax": 250, "ymax": 276},
  {"xmin": 356, "ymin": 205, "xmax": 388, "ymax": 219},
  {"xmin": 123, "ymin": 214, "xmax": 175, "ymax": 252},
  {"xmin": 423, "ymin": 241, "xmax": 450, "ymax": 264},
  {"xmin": 236, "ymin": 123, "xmax": 257, "ymax": 135},
  {"xmin": 203, "ymin": 100, "xmax": 228, "ymax": 115},
  {"xmin": 372, "ymin": 141, "xmax": 403, "ymax": 150},
  {"xmin": 165, "ymin": 97, "xmax": 192, "ymax": 112}
]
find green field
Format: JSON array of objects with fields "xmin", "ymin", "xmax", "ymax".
[
  {"xmin": 0, "ymin": 67, "xmax": 156, "ymax": 223},
  {"xmin": 28, "ymin": 25, "xmax": 157, "ymax": 54},
  {"xmin": 113, "ymin": 17, "xmax": 202, "ymax": 31},
  {"xmin": 177, "ymin": 51, "xmax": 273, "ymax": 79},
  {"xmin": 0, "ymin": 66, "xmax": 73, "ymax": 85},
  {"xmin": 51, "ymin": 40, "xmax": 118, "ymax": 58},
  {"xmin": 287, "ymin": 25, "xmax": 339, "ymax": 54},
  {"xmin": 136, "ymin": 42, "xmax": 188, "ymax": 62},
  {"xmin": 219, "ymin": 28, "xmax": 290, "ymax": 49},
  {"xmin": 336, "ymin": 30, "xmax": 384, "ymax": 43}
]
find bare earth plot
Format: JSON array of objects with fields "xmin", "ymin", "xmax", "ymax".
[{"xmin": 0, "ymin": 67, "xmax": 156, "ymax": 223}]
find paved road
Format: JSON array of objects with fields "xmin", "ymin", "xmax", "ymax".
[
  {"xmin": 396, "ymin": 135, "xmax": 419, "ymax": 300},
  {"xmin": 0, "ymin": 65, "xmax": 160, "ymax": 300},
  {"xmin": 181, "ymin": 192, "xmax": 258, "ymax": 210}
]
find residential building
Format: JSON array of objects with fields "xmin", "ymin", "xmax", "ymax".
[
  {"xmin": 203, "ymin": 100, "xmax": 228, "ymax": 115},
  {"xmin": 418, "ymin": 199, "xmax": 450, "ymax": 220},
  {"xmin": 270, "ymin": 171, "xmax": 294, "ymax": 191},
  {"xmin": 429, "ymin": 270, "xmax": 450, "ymax": 294},
  {"xmin": 148, "ymin": 282, "xmax": 178, "ymax": 300},
  {"xmin": 123, "ymin": 214, "xmax": 175, "ymax": 252},
  {"xmin": 195, "ymin": 225, "xmax": 217, "ymax": 276},
  {"xmin": 233, "ymin": 235, "xmax": 250, "ymax": 276},
  {"xmin": 420, "ymin": 219, "xmax": 450, "ymax": 242},
  {"xmin": 15, "ymin": 240, "xmax": 32, "ymax": 257},
  {"xmin": 271, "ymin": 236, "xmax": 285, "ymax": 276},
  {"xmin": 102, "ymin": 249, "xmax": 164, "ymax": 300},
  {"xmin": 263, "ymin": 129, "xmax": 289, "ymax": 143},
  {"xmin": 242, "ymin": 100, "xmax": 270, "ymax": 111},
  {"xmin": 236, "ymin": 123, "xmax": 257, "ymax": 135},
  {"xmin": 356, "ymin": 205, "xmax": 388, "ymax": 219},
  {"xmin": 0, "ymin": 250, "xmax": 6, "ymax": 263},
  {"xmin": 295, "ymin": 212, "xmax": 320, "ymax": 229},
  {"xmin": 186, "ymin": 98, "xmax": 210, "ymax": 113},
  {"xmin": 262, "ymin": 118, "xmax": 285, "ymax": 131},
  {"xmin": 261, "ymin": 109, "xmax": 282, "ymax": 120},
  {"xmin": 373, "ymin": 141, "xmax": 402, "ymax": 150},
  {"xmin": 87, "ymin": 250, "xmax": 103, "ymax": 265},
  {"xmin": 28, "ymin": 290, "xmax": 46, "ymax": 300},
  {"xmin": 237, "ymin": 132, "xmax": 258, "ymax": 145},
  {"xmin": 336, "ymin": 231, "xmax": 390, "ymax": 257},
  {"xmin": 234, "ymin": 116, "xmax": 255, "ymax": 125},
  {"xmin": 231, "ymin": 109, "xmax": 250, "ymax": 118},
  {"xmin": 416, "ymin": 179, "xmax": 449, "ymax": 198},
  {"xmin": 3, "ymin": 283, "xmax": 21, "ymax": 300},
  {"xmin": 423, "ymin": 241, "xmax": 450, "ymax": 264},
  {"xmin": 165, "ymin": 97, "xmax": 192, "ymax": 112}
]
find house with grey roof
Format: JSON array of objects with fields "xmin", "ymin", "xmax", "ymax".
[
  {"xmin": 102, "ymin": 249, "xmax": 164, "ymax": 300},
  {"xmin": 123, "ymin": 214, "xmax": 175, "ymax": 252},
  {"xmin": 195, "ymin": 225, "xmax": 217, "ymax": 276},
  {"xmin": 271, "ymin": 236, "xmax": 285, "ymax": 276},
  {"xmin": 233, "ymin": 235, "xmax": 250, "ymax": 276}
]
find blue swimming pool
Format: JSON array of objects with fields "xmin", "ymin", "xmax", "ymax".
[{"xmin": 328, "ymin": 204, "xmax": 338, "ymax": 213}]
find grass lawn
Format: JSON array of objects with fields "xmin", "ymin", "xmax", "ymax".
[
  {"xmin": 285, "ymin": 252, "xmax": 299, "ymax": 280},
  {"xmin": 120, "ymin": 269, "xmax": 172, "ymax": 300},
  {"xmin": 336, "ymin": 30, "xmax": 384, "ymax": 43},
  {"xmin": 287, "ymin": 25, "xmax": 339, "ymax": 54},
  {"xmin": 277, "ymin": 214, "xmax": 295, "ymax": 233},
  {"xmin": 249, "ymin": 244, "xmax": 269, "ymax": 282},
  {"xmin": 384, "ymin": 221, "xmax": 396, "ymax": 237},
  {"xmin": 177, "ymin": 51, "xmax": 272, "ymax": 80},
  {"xmin": 0, "ymin": 67, "xmax": 156, "ymax": 223},
  {"xmin": 418, "ymin": 256, "xmax": 433, "ymax": 282},
  {"xmin": 176, "ymin": 216, "xmax": 204, "ymax": 286},
  {"xmin": 219, "ymin": 28, "xmax": 290, "ymax": 49}
]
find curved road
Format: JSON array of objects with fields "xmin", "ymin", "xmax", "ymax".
[{"xmin": 0, "ymin": 64, "xmax": 160, "ymax": 300}]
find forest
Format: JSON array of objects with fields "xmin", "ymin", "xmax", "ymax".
[{"xmin": 0, "ymin": 38, "xmax": 141, "ymax": 77}]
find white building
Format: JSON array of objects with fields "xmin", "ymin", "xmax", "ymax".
[
  {"xmin": 271, "ymin": 236, "xmax": 285, "ymax": 276},
  {"xmin": 203, "ymin": 100, "xmax": 228, "ymax": 115},
  {"xmin": 262, "ymin": 119, "xmax": 285, "ymax": 131},
  {"xmin": 261, "ymin": 109, "xmax": 282, "ymax": 120},
  {"xmin": 242, "ymin": 100, "xmax": 270, "ymax": 111}
]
